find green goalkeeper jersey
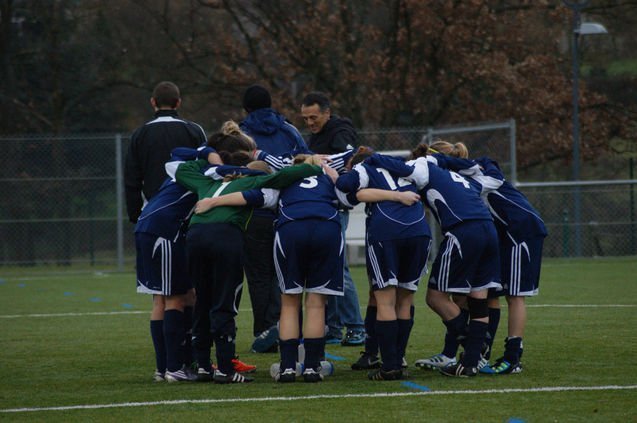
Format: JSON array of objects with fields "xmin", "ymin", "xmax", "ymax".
[{"xmin": 175, "ymin": 160, "xmax": 321, "ymax": 230}]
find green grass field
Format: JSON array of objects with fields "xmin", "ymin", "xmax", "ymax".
[{"xmin": 1, "ymin": 257, "xmax": 636, "ymax": 422}]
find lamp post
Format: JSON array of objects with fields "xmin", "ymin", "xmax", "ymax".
[{"xmin": 562, "ymin": 0, "xmax": 607, "ymax": 256}]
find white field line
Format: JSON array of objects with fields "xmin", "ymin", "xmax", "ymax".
[
  {"xmin": 2, "ymin": 385, "xmax": 636, "ymax": 414},
  {"xmin": 1, "ymin": 304, "xmax": 635, "ymax": 319}
]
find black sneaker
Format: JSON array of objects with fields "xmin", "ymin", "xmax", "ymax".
[
  {"xmin": 302, "ymin": 368, "xmax": 324, "ymax": 383},
  {"xmin": 213, "ymin": 370, "xmax": 254, "ymax": 384},
  {"xmin": 275, "ymin": 368, "xmax": 297, "ymax": 383},
  {"xmin": 351, "ymin": 351, "xmax": 381, "ymax": 370},
  {"xmin": 439, "ymin": 362, "xmax": 478, "ymax": 378},
  {"xmin": 196, "ymin": 366, "xmax": 214, "ymax": 382},
  {"xmin": 367, "ymin": 368, "xmax": 404, "ymax": 381}
]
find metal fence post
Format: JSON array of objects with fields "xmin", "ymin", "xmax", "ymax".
[
  {"xmin": 115, "ymin": 134, "xmax": 125, "ymax": 271},
  {"xmin": 509, "ymin": 118, "xmax": 517, "ymax": 185}
]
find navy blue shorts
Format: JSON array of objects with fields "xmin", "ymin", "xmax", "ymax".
[
  {"xmin": 366, "ymin": 235, "xmax": 432, "ymax": 292},
  {"xmin": 135, "ymin": 232, "xmax": 191, "ymax": 296},
  {"xmin": 495, "ymin": 232, "xmax": 544, "ymax": 297},
  {"xmin": 274, "ymin": 219, "xmax": 344, "ymax": 296},
  {"xmin": 428, "ymin": 220, "xmax": 502, "ymax": 294}
]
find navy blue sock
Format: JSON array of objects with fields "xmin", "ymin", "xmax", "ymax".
[
  {"xmin": 183, "ymin": 306, "xmax": 193, "ymax": 366},
  {"xmin": 304, "ymin": 337, "xmax": 324, "ymax": 371},
  {"xmin": 150, "ymin": 320, "xmax": 166, "ymax": 373},
  {"xmin": 214, "ymin": 333, "xmax": 236, "ymax": 375},
  {"xmin": 376, "ymin": 320, "xmax": 399, "ymax": 371},
  {"xmin": 163, "ymin": 310, "xmax": 185, "ymax": 372},
  {"xmin": 397, "ymin": 319, "xmax": 413, "ymax": 362},
  {"xmin": 504, "ymin": 336, "xmax": 523, "ymax": 363},
  {"xmin": 364, "ymin": 306, "xmax": 378, "ymax": 355},
  {"xmin": 486, "ymin": 307, "xmax": 501, "ymax": 360},
  {"xmin": 462, "ymin": 320, "xmax": 488, "ymax": 367},
  {"xmin": 442, "ymin": 309, "xmax": 468, "ymax": 358},
  {"xmin": 279, "ymin": 338, "xmax": 299, "ymax": 371}
]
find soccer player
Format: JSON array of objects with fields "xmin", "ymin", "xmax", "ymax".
[
  {"xmin": 205, "ymin": 150, "xmax": 354, "ymax": 382},
  {"xmin": 366, "ymin": 145, "xmax": 502, "ymax": 377},
  {"xmin": 335, "ymin": 147, "xmax": 432, "ymax": 381},
  {"xmin": 429, "ymin": 140, "xmax": 548, "ymax": 374},
  {"xmin": 301, "ymin": 92, "xmax": 366, "ymax": 346},
  {"xmin": 169, "ymin": 142, "xmax": 322, "ymax": 384},
  {"xmin": 135, "ymin": 146, "xmax": 217, "ymax": 382},
  {"xmin": 125, "ymin": 81, "xmax": 207, "ymax": 382}
]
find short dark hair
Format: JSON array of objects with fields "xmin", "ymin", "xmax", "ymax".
[
  {"xmin": 152, "ymin": 81, "xmax": 180, "ymax": 108},
  {"xmin": 302, "ymin": 91, "xmax": 330, "ymax": 111}
]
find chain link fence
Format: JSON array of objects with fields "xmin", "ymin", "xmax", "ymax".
[{"xmin": 2, "ymin": 122, "xmax": 635, "ymax": 268}]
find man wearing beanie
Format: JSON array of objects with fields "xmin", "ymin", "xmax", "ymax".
[{"xmin": 240, "ymin": 84, "xmax": 309, "ymax": 353}]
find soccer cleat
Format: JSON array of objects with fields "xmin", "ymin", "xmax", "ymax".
[
  {"xmin": 196, "ymin": 366, "xmax": 215, "ymax": 382},
  {"xmin": 439, "ymin": 362, "xmax": 478, "ymax": 378},
  {"xmin": 490, "ymin": 358, "xmax": 523, "ymax": 375},
  {"xmin": 477, "ymin": 356, "xmax": 490, "ymax": 370},
  {"xmin": 401, "ymin": 357, "xmax": 408, "ymax": 369},
  {"xmin": 251, "ymin": 326, "xmax": 279, "ymax": 353},
  {"xmin": 213, "ymin": 369, "xmax": 254, "ymax": 384},
  {"xmin": 153, "ymin": 370, "xmax": 165, "ymax": 382},
  {"xmin": 275, "ymin": 368, "xmax": 297, "ymax": 383},
  {"xmin": 232, "ymin": 357, "xmax": 256, "ymax": 373},
  {"xmin": 367, "ymin": 368, "xmax": 404, "ymax": 381},
  {"xmin": 341, "ymin": 329, "xmax": 365, "ymax": 346},
  {"xmin": 351, "ymin": 351, "xmax": 381, "ymax": 370},
  {"xmin": 165, "ymin": 365, "xmax": 198, "ymax": 382},
  {"xmin": 302, "ymin": 368, "xmax": 324, "ymax": 383},
  {"xmin": 415, "ymin": 353, "xmax": 457, "ymax": 370}
]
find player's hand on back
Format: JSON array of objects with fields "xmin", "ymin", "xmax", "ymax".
[{"xmin": 395, "ymin": 191, "xmax": 420, "ymax": 206}]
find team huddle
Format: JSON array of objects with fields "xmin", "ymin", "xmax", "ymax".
[{"xmin": 125, "ymin": 81, "xmax": 547, "ymax": 384}]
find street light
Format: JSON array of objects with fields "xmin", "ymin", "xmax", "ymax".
[{"xmin": 562, "ymin": 0, "xmax": 608, "ymax": 256}]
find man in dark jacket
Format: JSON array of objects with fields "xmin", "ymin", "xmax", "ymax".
[
  {"xmin": 125, "ymin": 81, "xmax": 207, "ymax": 223},
  {"xmin": 301, "ymin": 91, "xmax": 366, "ymax": 347},
  {"xmin": 240, "ymin": 84, "xmax": 309, "ymax": 353}
]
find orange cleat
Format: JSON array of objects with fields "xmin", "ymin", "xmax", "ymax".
[{"xmin": 232, "ymin": 357, "xmax": 257, "ymax": 373}]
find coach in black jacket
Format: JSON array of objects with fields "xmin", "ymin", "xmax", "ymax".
[
  {"xmin": 300, "ymin": 92, "xmax": 366, "ymax": 347},
  {"xmin": 125, "ymin": 81, "xmax": 207, "ymax": 223}
]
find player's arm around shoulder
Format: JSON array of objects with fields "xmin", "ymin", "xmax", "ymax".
[{"xmin": 255, "ymin": 163, "xmax": 322, "ymax": 190}]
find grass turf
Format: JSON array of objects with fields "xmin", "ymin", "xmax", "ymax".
[{"xmin": 0, "ymin": 257, "xmax": 636, "ymax": 422}]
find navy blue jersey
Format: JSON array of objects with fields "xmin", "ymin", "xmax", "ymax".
[
  {"xmin": 276, "ymin": 172, "xmax": 341, "ymax": 228},
  {"xmin": 135, "ymin": 147, "xmax": 214, "ymax": 239},
  {"xmin": 365, "ymin": 154, "xmax": 492, "ymax": 232},
  {"xmin": 335, "ymin": 155, "xmax": 430, "ymax": 243},
  {"xmin": 432, "ymin": 155, "xmax": 547, "ymax": 238}
]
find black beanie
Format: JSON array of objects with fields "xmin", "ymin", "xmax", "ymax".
[{"xmin": 242, "ymin": 84, "xmax": 272, "ymax": 112}]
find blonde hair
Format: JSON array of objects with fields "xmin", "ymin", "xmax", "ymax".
[
  {"xmin": 293, "ymin": 154, "xmax": 322, "ymax": 166},
  {"xmin": 221, "ymin": 120, "xmax": 257, "ymax": 151},
  {"xmin": 429, "ymin": 140, "xmax": 469, "ymax": 159}
]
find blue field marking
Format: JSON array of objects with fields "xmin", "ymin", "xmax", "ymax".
[
  {"xmin": 507, "ymin": 419, "xmax": 526, "ymax": 423},
  {"xmin": 0, "ymin": 279, "xmax": 6, "ymax": 284},
  {"xmin": 121, "ymin": 303, "xmax": 133, "ymax": 309},
  {"xmin": 17, "ymin": 283, "xmax": 26, "ymax": 288},
  {"xmin": 324, "ymin": 352, "xmax": 346, "ymax": 361},
  {"xmin": 89, "ymin": 297, "xmax": 102, "ymax": 302},
  {"xmin": 64, "ymin": 292, "xmax": 74, "ymax": 296},
  {"xmin": 402, "ymin": 381, "xmax": 431, "ymax": 391}
]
